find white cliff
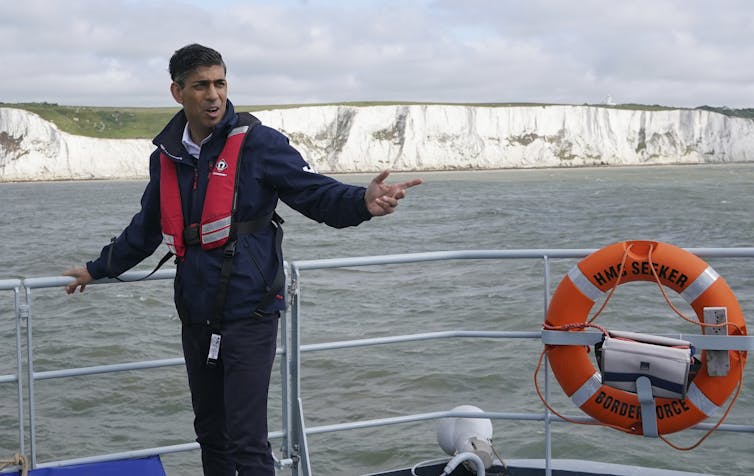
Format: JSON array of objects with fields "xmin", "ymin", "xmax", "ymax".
[
  {"xmin": 0, "ymin": 107, "xmax": 153, "ymax": 181},
  {"xmin": 1, "ymin": 104, "xmax": 753, "ymax": 182}
]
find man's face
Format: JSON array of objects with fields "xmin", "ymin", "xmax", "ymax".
[{"xmin": 170, "ymin": 64, "xmax": 227, "ymax": 143}]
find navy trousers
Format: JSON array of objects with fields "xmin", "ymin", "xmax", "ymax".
[{"xmin": 182, "ymin": 314, "xmax": 279, "ymax": 476}]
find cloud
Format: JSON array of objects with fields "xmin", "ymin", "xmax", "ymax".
[{"xmin": 1, "ymin": 0, "xmax": 752, "ymax": 107}]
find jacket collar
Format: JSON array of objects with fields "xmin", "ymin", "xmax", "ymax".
[{"xmin": 154, "ymin": 100, "xmax": 237, "ymax": 161}]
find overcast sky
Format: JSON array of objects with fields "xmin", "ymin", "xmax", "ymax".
[{"xmin": 2, "ymin": 0, "xmax": 752, "ymax": 108}]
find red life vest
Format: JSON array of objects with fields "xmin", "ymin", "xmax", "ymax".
[{"xmin": 159, "ymin": 123, "xmax": 250, "ymax": 258}]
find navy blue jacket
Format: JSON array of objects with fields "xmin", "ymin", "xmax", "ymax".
[{"xmin": 87, "ymin": 101, "xmax": 372, "ymax": 323}]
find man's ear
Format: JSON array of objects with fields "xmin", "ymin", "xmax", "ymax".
[{"xmin": 170, "ymin": 82, "xmax": 183, "ymax": 104}]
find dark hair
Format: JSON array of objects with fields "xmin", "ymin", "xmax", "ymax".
[{"xmin": 169, "ymin": 44, "xmax": 226, "ymax": 87}]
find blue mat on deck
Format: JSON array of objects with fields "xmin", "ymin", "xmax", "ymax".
[{"xmin": 28, "ymin": 456, "xmax": 166, "ymax": 476}]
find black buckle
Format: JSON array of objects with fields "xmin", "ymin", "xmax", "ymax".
[
  {"xmin": 183, "ymin": 223, "xmax": 200, "ymax": 246},
  {"xmin": 223, "ymin": 241, "xmax": 237, "ymax": 258}
]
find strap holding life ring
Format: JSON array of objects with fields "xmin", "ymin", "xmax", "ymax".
[{"xmin": 544, "ymin": 240, "xmax": 747, "ymax": 436}]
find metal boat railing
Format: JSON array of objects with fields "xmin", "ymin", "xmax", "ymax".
[{"xmin": 2, "ymin": 248, "xmax": 754, "ymax": 475}]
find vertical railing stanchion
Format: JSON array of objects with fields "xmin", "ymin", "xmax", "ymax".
[
  {"xmin": 278, "ymin": 262, "xmax": 291, "ymax": 473},
  {"xmin": 23, "ymin": 285, "xmax": 37, "ymax": 469},
  {"xmin": 542, "ymin": 255, "xmax": 552, "ymax": 476},
  {"xmin": 13, "ymin": 285, "xmax": 26, "ymax": 460},
  {"xmin": 288, "ymin": 265, "xmax": 303, "ymax": 475}
]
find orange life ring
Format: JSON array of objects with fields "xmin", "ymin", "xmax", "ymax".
[{"xmin": 545, "ymin": 240, "xmax": 747, "ymax": 435}]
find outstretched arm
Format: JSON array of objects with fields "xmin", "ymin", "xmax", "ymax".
[{"xmin": 365, "ymin": 170, "xmax": 423, "ymax": 216}]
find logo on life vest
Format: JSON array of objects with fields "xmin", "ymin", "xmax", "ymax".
[{"xmin": 216, "ymin": 159, "xmax": 229, "ymax": 172}]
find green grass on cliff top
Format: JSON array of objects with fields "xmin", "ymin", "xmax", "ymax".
[{"xmin": 2, "ymin": 101, "xmax": 752, "ymax": 140}]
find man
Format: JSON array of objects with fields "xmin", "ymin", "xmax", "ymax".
[{"xmin": 63, "ymin": 43, "xmax": 421, "ymax": 475}]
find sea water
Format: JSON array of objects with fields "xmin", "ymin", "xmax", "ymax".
[{"xmin": 1, "ymin": 164, "xmax": 753, "ymax": 475}]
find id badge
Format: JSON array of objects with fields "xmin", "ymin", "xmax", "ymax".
[{"xmin": 206, "ymin": 333, "xmax": 222, "ymax": 367}]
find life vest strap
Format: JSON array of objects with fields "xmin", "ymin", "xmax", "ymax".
[
  {"xmin": 253, "ymin": 213, "xmax": 285, "ymax": 318},
  {"xmin": 106, "ymin": 235, "xmax": 176, "ymax": 283},
  {"xmin": 183, "ymin": 212, "xmax": 274, "ymax": 248},
  {"xmin": 235, "ymin": 213, "xmax": 279, "ymax": 235},
  {"xmin": 183, "ymin": 224, "xmax": 200, "ymax": 246},
  {"xmin": 211, "ymin": 211, "xmax": 285, "ymax": 332}
]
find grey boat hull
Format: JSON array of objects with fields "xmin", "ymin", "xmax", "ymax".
[{"xmin": 363, "ymin": 458, "xmax": 712, "ymax": 476}]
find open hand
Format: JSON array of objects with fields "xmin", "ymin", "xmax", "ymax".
[{"xmin": 365, "ymin": 170, "xmax": 423, "ymax": 216}]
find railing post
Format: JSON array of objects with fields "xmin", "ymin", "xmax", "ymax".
[
  {"xmin": 288, "ymin": 265, "xmax": 303, "ymax": 475},
  {"xmin": 13, "ymin": 285, "xmax": 26, "ymax": 461},
  {"xmin": 278, "ymin": 264, "xmax": 291, "ymax": 472},
  {"xmin": 22, "ymin": 285, "xmax": 37, "ymax": 468},
  {"xmin": 542, "ymin": 256, "xmax": 552, "ymax": 476}
]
